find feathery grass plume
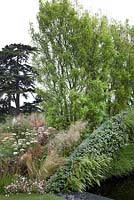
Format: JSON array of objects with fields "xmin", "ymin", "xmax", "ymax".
[
  {"xmin": 39, "ymin": 150, "xmax": 65, "ymax": 179},
  {"xmin": 20, "ymin": 152, "xmax": 39, "ymax": 178},
  {"xmin": 46, "ymin": 121, "xmax": 87, "ymax": 156}
]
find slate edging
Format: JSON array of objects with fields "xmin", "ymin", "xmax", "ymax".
[{"xmin": 59, "ymin": 192, "xmax": 113, "ymax": 200}]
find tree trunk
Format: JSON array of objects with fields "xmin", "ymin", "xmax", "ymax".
[
  {"xmin": 8, "ymin": 94, "xmax": 12, "ymax": 115},
  {"xmin": 15, "ymin": 93, "xmax": 20, "ymax": 115}
]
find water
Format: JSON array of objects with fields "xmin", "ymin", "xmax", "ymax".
[{"xmin": 89, "ymin": 174, "xmax": 134, "ymax": 200}]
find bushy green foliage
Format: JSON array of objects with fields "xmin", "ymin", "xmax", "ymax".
[
  {"xmin": 46, "ymin": 110, "xmax": 131, "ymax": 193},
  {"xmin": 110, "ymin": 144, "xmax": 134, "ymax": 177},
  {"xmin": 71, "ymin": 111, "xmax": 128, "ymax": 158},
  {"xmin": 32, "ymin": 0, "xmax": 134, "ymax": 130},
  {"xmin": 31, "ymin": 0, "xmax": 113, "ymax": 129},
  {"xmin": 123, "ymin": 108, "xmax": 134, "ymax": 142},
  {"xmin": 46, "ymin": 155, "xmax": 111, "ymax": 193}
]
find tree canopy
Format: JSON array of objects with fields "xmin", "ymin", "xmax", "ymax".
[
  {"xmin": 0, "ymin": 43, "xmax": 37, "ymax": 115},
  {"xmin": 31, "ymin": 0, "xmax": 134, "ymax": 129}
]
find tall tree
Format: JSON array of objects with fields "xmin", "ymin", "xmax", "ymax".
[
  {"xmin": 107, "ymin": 20, "xmax": 134, "ymax": 115},
  {"xmin": 0, "ymin": 43, "xmax": 36, "ymax": 115},
  {"xmin": 31, "ymin": 0, "xmax": 134, "ymax": 129},
  {"xmin": 31, "ymin": 0, "xmax": 114, "ymax": 129}
]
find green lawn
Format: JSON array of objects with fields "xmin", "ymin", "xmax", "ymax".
[{"xmin": 0, "ymin": 194, "xmax": 64, "ymax": 200}]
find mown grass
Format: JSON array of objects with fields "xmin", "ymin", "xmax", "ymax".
[
  {"xmin": 110, "ymin": 144, "xmax": 134, "ymax": 176},
  {"xmin": 0, "ymin": 194, "xmax": 64, "ymax": 200}
]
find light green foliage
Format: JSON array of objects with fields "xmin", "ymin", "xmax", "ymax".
[
  {"xmin": 46, "ymin": 110, "xmax": 130, "ymax": 193},
  {"xmin": 31, "ymin": 0, "xmax": 134, "ymax": 129},
  {"xmin": 31, "ymin": 0, "xmax": 113, "ymax": 129},
  {"xmin": 62, "ymin": 155, "xmax": 111, "ymax": 192},
  {"xmin": 45, "ymin": 155, "xmax": 111, "ymax": 193},
  {"xmin": 107, "ymin": 20, "xmax": 134, "ymax": 115}
]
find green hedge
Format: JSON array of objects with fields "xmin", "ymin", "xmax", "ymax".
[{"xmin": 46, "ymin": 110, "xmax": 133, "ymax": 193}]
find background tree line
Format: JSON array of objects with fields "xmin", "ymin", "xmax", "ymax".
[{"xmin": 31, "ymin": 0, "xmax": 134, "ymax": 129}]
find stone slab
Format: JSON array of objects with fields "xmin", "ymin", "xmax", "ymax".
[{"xmin": 59, "ymin": 192, "xmax": 113, "ymax": 200}]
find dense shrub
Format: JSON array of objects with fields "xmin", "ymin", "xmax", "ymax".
[
  {"xmin": 123, "ymin": 109, "xmax": 134, "ymax": 142},
  {"xmin": 70, "ymin": 111, "xmax": 129, "ymax": 158},
  {"xmin": 110, "ymin": 144, "xmax": 134, "ymax": 177},
  {"xmin": 46, "ymin": 155, "xmax": 111, "ymax": 193},
  {"xmin": 46, "ymin": 110, "xmax": 131, "ymax": 193}
]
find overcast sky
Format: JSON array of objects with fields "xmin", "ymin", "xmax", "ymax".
[{"xmin": 0, "ymin": 0, "xmax": 134, "ymax": 49}]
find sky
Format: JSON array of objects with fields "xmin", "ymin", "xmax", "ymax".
[{"xmin": 0, "ymin": 0, "xmax": 134, "ymax": 49}]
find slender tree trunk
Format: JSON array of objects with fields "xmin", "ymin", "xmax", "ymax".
[
  {"xmin": 8, "ymin": 94, "xmax": 12, "ymax": 115},
  {"xmin": 15, "ymin": 93, "xmax": 20, "ymax": 115}
]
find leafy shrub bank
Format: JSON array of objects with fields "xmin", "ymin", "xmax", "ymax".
[{"xmin": 46, "ymin": 110, "xmax": 133, "ymax": 193}]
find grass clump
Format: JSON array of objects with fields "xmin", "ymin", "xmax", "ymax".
[
  {"xmin": 39, "ymin": 150, "xmax": 65, "ymax": 179},
  {"xmin": 0, "ymin": 174, "xmax": 14, "ymax": 194},
  {"xmin": 46, "ymin": 120, "xmax": 87, "ymax": 156}
]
